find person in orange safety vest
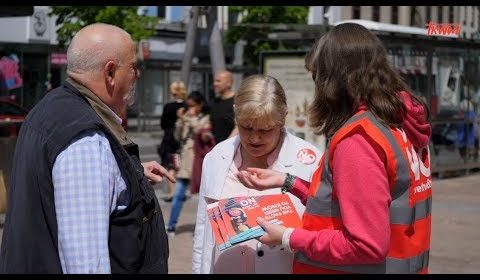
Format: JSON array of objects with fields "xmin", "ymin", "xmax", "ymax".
[{"xmin": 236, "ymin": 22, "xmax": 432, "ymax": 274}]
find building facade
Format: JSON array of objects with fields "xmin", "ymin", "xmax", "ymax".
[
  {"xmin": 0, "ymin": 6, "xmax": 65, "ymax": 109},
  {"xmin": 0, "ymin": 6, "xmax": 236, "ymax": 128},
  {"xmin": 308, "ymin": 6, "xmax": 480, "ymax": 173},
  {"xmin": 310, "ymin": 6, "xmax": 480, "ymax": 39},
  {"xmin": 308, "ymin": 6, "xmax": 480, "ymax": 113},
  {"xmin": 132, "ymin": 6, "xmax": 236, "ymax": 124}
]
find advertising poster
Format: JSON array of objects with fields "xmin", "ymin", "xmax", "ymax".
[
  {"xmin": 262, "ymin": 53, "xmax": 326, "ymax": 154},
  {"xmin": 439, "ymin": 66, "xmax": 460, "ymax": 110}
]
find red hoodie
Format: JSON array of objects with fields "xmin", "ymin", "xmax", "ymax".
[{"xmin": 289, "ymin": 91, "xmax": 432, "ymax": 266}]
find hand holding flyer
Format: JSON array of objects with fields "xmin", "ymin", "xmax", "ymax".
[{"xmin": 206, "ymin": 194, "xmax": 301, "ymax": 250}]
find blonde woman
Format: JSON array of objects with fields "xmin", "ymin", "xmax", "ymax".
[
  {"xmin": 192, "ymin": 75, "xmax": 321, "ymax": 274},
  {"xmin": 158, "ymin": 81, "xmax": 187, "ymax": 201}
]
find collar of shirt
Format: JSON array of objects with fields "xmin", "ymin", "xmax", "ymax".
[
  {"xmin": 66, "ymin": 77, "xmax": 133, "ymax": 146},
  {"xmin": 106, "ymin": 105, "xmax": 123, "ymax": 125}
]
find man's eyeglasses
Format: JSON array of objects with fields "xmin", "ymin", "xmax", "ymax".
[
  {"xmin": 118, "ymin": 61, "xmax": 141, "ymax": 78},
  {"xmin": 129, "ymin": 63, "xmax": 141, "ymax": 78}
]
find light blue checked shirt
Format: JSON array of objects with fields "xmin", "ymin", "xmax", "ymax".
[{"xmin": 52, "ymin": 124, "xmax": 129, "ymax": 273}]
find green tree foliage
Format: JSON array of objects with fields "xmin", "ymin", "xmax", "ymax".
[
  {"xmin": 225, "ymin": 6, "xmax": 309, "ymax": 67},
  {"xmin": 49, "ymin": 6, "xmax": 158, "ymax": 48}
]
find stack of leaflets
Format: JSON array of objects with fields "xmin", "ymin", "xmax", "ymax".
[{"xmin": 206, "ymin": 194, "xmax": 302, "ymax": 251}]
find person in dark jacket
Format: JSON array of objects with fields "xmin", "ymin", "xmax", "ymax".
[
  {"xmin": 210, "ymin": 70, "xmax": 238, "ymax": 143},
  {"xmin": 166, "ymin": 91, "xmax": 212, "ymax": 236},
  {"xmin": 158, "ymin": 81, "xmax": 187, "ymax": 202},
  {"xmin": 0, "ymin": 23, "xmax": 175, "ymax": 274}
]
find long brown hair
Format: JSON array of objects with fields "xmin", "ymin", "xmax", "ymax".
[{"xmin": 306, "ymin": 23, "xmax": 430, "ymax": 138}]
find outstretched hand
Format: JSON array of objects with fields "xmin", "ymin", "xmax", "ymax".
[
  {"xmin": 142, "ymin": 161, "xmax": 176, "ymax": 184},
  {"xmin": 236, "ymin": 168, "xmax": 286, "ymax": 191}
]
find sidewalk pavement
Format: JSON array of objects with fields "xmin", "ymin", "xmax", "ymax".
[
  {"xmin": 428, "ymin": 173, "xmax": 480, "ymax": 273},
  {"xmin": 160, "ymin": 171, "xmax": 480, "ymax": 274},
  {"xmin": 1, "ymin": 129, "xmax": 479, "ymax": 273},
  {"xmin": 2, "ymin": 173, "xmax": 479, "ymax": 273},
  {"xmin": 129, "ymin": 131, "xmax": 480, "ymax": 273},
  {"xmin": 129, "ymin": 130, "xmax": 163, "ymax": 162}
]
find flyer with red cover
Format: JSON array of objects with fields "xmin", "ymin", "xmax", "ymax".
[
  {"xmin": 206, "ymin": 203, "xmax": 225, "ymax": 246},
  {"xmin": 206, "ymin": 194, "xmax": 302, "ymax": 250}
]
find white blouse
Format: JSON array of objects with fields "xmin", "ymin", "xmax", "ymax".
[{"xmin": 212, "ymin": 138, "xmax": 294, "ymax": 274}]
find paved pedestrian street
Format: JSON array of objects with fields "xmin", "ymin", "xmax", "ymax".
[
  {"xmin": 153, "ymin": 172, "xmax": 480, "ymax": 274},
  {"xmin": 1, "ymin": 157, "xmax": 479, "ymax": 274}
]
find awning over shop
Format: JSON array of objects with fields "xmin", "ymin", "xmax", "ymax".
[{"xmin": 147, "ymin": 38, "xmax": 185, "ymax": 61}]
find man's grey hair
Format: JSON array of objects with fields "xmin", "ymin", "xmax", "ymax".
[
  {"xmin": 66, "ymin": 23, "xmax": 132, "ymax": 74},
  {"xmin": 67, "ymin": 42, "xmax": 111, "ymax": 73}
]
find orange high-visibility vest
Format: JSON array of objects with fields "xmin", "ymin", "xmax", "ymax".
[{"xmin": 293, "ymin": 110, "xmax": 432, "ymax": 274}]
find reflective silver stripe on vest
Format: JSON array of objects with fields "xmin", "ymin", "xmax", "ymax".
[
  {"xmin": 305, "ymin": 149, "xmax": 341, "ymax": 217},
  {"xmin": 295, "ymin": 250, "xmax": 429, "ymax": 274},
  {"xmin": 362, "ymin": 112, "xmax": 432, "ymax": 224},
  {"xmin": 363, "ymin": 112, "xmax": 411, "ymax": 201},
  {"xmin": 390, "ymin": 196, "xmax": 432, "ymax": 224},
  {"xmin": 299, "ymin": 111, "xmax": 431, "ymax": 273},
  {"xmin": 303, "ymin": 113, "xmax": 370, "ymax": 216},
  {"xmin": 305, "ymin": 111, "xmax": 412, "ymax": 219}
]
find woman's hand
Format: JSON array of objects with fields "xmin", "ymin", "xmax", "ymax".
[
  {"xmin": 187, "ymin": 106, "xmax": 197, "ymax": 117},
  {"xmin": 236, "ymin": 168, "xmax": 286, "ymax": 191},
  {"xmin": 257, "ymin": 217, "xmax": 286, "ymax": 246}
]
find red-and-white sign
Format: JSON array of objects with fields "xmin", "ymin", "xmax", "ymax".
[{"xmin": 425, "ymin": 21, "xmax": 461, "ymax": 37}]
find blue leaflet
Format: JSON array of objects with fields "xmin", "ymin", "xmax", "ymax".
[
  {"xmin": 218, "ymin": 241, "xmax": 233, "ymax": 251},
  {"xmin": 228, "ymin": 219, "xmax": 284, "ymax": 245}
]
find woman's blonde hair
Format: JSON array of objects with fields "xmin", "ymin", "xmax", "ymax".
[
  {"xmin": 234, "ymin": 75, "xmax": 287, "ymax": 129},
  {"xmin": 170, "ymin": 81, "xmax": 187, "ymax": 100}
]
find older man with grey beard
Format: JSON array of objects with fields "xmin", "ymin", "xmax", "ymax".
[{"xmin": 0, "ymin": 23, "xmax": 174, "ymax": 274}]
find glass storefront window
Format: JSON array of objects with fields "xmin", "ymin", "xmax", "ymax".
[
  {"xmin": 386, "ymin": 45, "xmax": 429, "ymax": 100},
  {"xmin": 431, "ymin": 48, "xmax": 480, "ymax": 167},
  {"xmin": 386, "ymin": 42, "xmax": 480, "ymax": 171},
  {"xmin": 141, "ymin": 69, "xmax": 165, "ymax": 116}
]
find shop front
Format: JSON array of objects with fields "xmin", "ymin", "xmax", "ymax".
[
  {"xmin": 258, "ymin": 24, "xmax": 480, "ymax": 176},
  {"xmin": 0, "ymin": 6, "xmax": 59, "ymax": 110},
  {"xmin": 130, "ymin": 34, "xmax": 251, "ymax": 131},
  {"xmin": 379, "ymin": 34, "xmax": 480, "ymax": 176},
  {"xmin": 0, "ymin": 6, "xmax": 59, "ymax": 196}
]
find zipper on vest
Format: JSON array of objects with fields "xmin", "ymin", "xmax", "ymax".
[{"xmin": 142, "ymin": 209, "xmax": 158, "ymax": 223}]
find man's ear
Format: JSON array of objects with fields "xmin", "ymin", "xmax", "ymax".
[{"xmin": 104, "ymin": 60, "xmax": 116, "ymax": 88}]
